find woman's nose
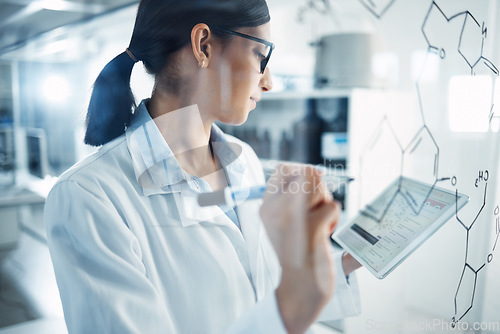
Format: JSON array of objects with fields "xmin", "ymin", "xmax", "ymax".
[{"xmin": 260, "ymin": 67, "xmax": 273, "ymax": 92}]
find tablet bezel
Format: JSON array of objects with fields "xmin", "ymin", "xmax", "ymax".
[{"xmin": 332, "ymin": 177, "xmax": 469, "ymax": 279}]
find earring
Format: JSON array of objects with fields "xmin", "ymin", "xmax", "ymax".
[{"xmin": 199, "ymin": 59, "xmax": 205, "ymax": 68}]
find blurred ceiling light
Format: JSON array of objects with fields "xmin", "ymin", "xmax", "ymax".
[
  {"xmin": 42, "ymin": 75, "xmax": 70, "ymax": 103},
  {"xmin": 41, "ymin": 39, "xmax": 70, "ymax": 55},
  {"xmin": 0, "ymin": 0, "xmax": 104, "ymax": 28},
  {"xmin": 34, "ymin": 0, "xmax": 103, "ymax": 13}
]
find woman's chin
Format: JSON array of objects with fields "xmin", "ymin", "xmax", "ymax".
[{"xmin": 219, "ymin": 110, "xmax": 249, "ymax": 126}]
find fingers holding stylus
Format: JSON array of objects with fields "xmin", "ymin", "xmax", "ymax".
[
  {"xmin": 260, "ymin": 164, "xmax": 339, "ymax": 267},
  {"xmin": 264, "ymin": 164, "xmax": 332, "ymax": 208}
]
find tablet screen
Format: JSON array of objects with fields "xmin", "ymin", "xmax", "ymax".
[{"xmin": 333, "ymin": 177, "xmax": 468, "ymax": 278}]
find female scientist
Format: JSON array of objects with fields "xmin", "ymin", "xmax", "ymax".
[{"xmin": 44, "ymin": 0, "xmax": 362, "ymax": 333}]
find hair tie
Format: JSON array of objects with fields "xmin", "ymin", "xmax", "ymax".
[{"xmin": 125, "ymin": 48, "xmax": 138, "ymax": 63}]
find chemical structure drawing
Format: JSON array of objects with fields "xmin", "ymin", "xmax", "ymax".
[
  {"xmin": 358, "ymin": 0, "xmax": 396, "ymax": 19},
  {"xmin": 357, "ymin": 117, "xmax": 448, "ymax": 224},
  {"xmin": 374, "ymin": 1, "xmax": 500, "ymax": 227},
  {"xmin": 349, "ymin": 0, "xmax": 499, "ymax": 327},
  {"xmin": 421, "ymin": 1, "xmax": 498, "ymax": 75},
  {"xmin": 451, "ymin": 170, "xmax": 498, "ymax": 328},
  {"xmin": 420, "ymin": 1, "xmax": 499, "ymax": 125},
  {"xmin": 456, "ymin": 173, "xmax": 487, "ymax": 232},
  {"xmin": 418, "ymin": 3, "xmax": 500, "ymax": 323},
  {"xmin": 357, "ymin": 3, "xmax": 474, "ymax": 223}
]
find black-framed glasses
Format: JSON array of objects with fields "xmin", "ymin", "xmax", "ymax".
[{"xmin": 211, "ymin": 27, "xmax": 275, "ymax": 74}]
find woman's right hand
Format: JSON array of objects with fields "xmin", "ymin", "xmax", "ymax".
[{"xmin": 259, "ymin": 164, "xmax": 340, "ymax": 334}]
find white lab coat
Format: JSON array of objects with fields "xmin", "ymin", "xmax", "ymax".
[{"xmin": 45, "ymin": 99, "xmax": 360, "ymax": 334}]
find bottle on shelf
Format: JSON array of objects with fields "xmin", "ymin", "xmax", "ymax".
[
  {"xmin": 320, "ymin": 98, "xmax": 348, "ymax": 169},
  {"xmin": 278, "ymin": 130, "xmax": 292, "ymax": 161},
  {"xmin": 247, "ymin": 128, "xmax": 260, "ymax": 156},
  {"xmin": 259, "ymin": 130, "xmax": 272, "ymax": 159},
  {"xmin": 292, "ymin": 99, "xmax": 325, "ymax": 164}
]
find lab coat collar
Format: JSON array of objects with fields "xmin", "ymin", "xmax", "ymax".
[
  {"xmin": 126, "ymin": 99, "xmax": 248, "ymax": 198},
  {"xmin": 126, "ymin": 99, "xmax": 184, "ymax": 195}
]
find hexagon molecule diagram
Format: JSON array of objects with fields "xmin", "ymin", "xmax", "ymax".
[
  {"xmin": 421, "ymin": 1, "xmax": 498, "ymax": 75},
  {"xmin": 452, "ymin": 171, "xmax": 495, "ymax": 327},
  {"xmin": 452, "ymin": 264, "xmax": 480, "ymax": 328},
  {"xmin": 458, "ymin": 11, "xmax": 498, "ymax": 75},
  {"xmin": 358, "ymin": 0, "xmax": 396, "ymax": 19},
  {"xmin": 358, "ymin": 116, "xmax": 403, "ymax": 222},
  {"xmin": 459, "ymin": 14, "xmax": 485, "ymax": 72}
]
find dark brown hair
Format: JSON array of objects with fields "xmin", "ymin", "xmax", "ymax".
[{"xmin": 84, "ymin": 0, "xmax": 270, "ymax": 146}]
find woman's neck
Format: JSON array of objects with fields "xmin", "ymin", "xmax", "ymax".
[{"xmin": 148, "ymin": 91, "xmax": 217, "ymax": 178}]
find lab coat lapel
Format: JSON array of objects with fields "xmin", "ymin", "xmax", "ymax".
[
  {"xmin": 235, "ymin": 163, "xmax": 265, "ymax": 296},
  {"xmin": 238, "ymin": 197, "xmax": 265, "ymax": 298}
]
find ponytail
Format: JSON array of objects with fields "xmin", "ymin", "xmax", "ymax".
[
  {"xmin": 84, "ymin": 51, "xmax": 137, "ymax": 146},
  {"xmin": 84, "ymin": 0, "xmax": 270, "ymax": 147}
]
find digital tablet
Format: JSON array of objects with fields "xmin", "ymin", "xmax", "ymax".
[{"xmin": 332, "ymin": 176, "xmax": 469, "ymax": 279}]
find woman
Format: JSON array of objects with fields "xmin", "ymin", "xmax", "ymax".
[{"xmin": 44, "ymin": 0, "xmax": 361, "ymax": 333}]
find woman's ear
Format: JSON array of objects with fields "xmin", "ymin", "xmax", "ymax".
[{"xmin": 191, "ymin": 23, "xmax": 212, "ymax": 68}]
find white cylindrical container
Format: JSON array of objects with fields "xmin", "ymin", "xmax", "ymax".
[{"xmin": 314, "ymin": 33, "xmax": 385, "ymax": 88}]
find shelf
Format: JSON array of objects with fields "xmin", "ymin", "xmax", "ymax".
[
  {"xmin": 0, "ymin": 187, "xmax": 45, "ymax": 208},
  {"xmin": 261, "ymin": 89, "xmax": 354, "ymax": 101}
]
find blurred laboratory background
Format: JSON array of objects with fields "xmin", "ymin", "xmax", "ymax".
[{"xmin": 1, "ymin": 0, "xmax": 500, "ymax": 333}]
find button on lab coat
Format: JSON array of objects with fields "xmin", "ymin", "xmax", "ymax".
[{"xmin": 45, "ymin": 99, "xmax": 360, "ymax": 333}]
